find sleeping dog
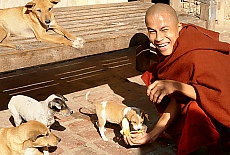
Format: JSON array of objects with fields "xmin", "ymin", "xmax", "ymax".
[
  {"xmin": 0, "ymin": 120, "xmax": 61, "ymax": 155},
  {"xmin": 80, "ymin": 91, "xmax": 148, "ymax": 141},
  {"xmin": 8, "ymin": 94, "xmax": 73, "ymax": 127}
]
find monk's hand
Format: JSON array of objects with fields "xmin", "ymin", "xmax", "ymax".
[
  {"xmin": 123, "ymin": 132, "xmax": 152, "ymax": 146},
  {"xmin": 147, "ymin": 80, "xmax": 179, "ymax": 104}
]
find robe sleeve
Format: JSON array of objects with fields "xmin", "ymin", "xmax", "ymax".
[{"xmin": 141, "ymin": 62, "xmax": 158, "ymax": 87}]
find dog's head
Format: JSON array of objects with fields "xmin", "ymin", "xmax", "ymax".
[
  {"xmin": 47, "ymin": 94, "xmax": 73, "ymax": 116},
  {"xmin": 24, "ymin": 0, "xmax": 60, "ymax": 29},
  {"xmin": 125, "ymin": 107, "xmax": 149, "ymax": 131},
  {"xmin": 20, "ymin": 120, "xmax": 61, "ymax": 148}
]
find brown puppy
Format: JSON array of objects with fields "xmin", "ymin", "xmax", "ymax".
[
  {"xmin": 0, "ymin": 0, "xmax": 84, "ymax": 50},
  {"xmin": 0, "ymin": 120, "xmax": 61, "ymax": 155},
  {"xmin": 81, "ymin": 91, "xmax": 148, "ymax": 141}
]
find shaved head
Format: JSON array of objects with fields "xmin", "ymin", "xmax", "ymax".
[
  {"xmin": 145, "ymin": 3, "xmax": 179, "ymax": 25},
  {"xmin": 145, "ymin": 3, "xmax": 182, "ymax": 56}
]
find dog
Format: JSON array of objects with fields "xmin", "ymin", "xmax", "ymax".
[
  {"xmin": 8, "ymin": 94, "xmax": 73, "ymax": 128},
  {"xmin": 0, "ymin": 120, "xmax": 61, "ymax": 155},
  {"xmin": 79, "ymin": 91, "xmax": 148, "ymax": 141},
  {"xmin": 0, "ymin": 0, "xmax": 84, "ymax": 50}
]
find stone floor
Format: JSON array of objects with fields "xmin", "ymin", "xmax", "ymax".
[{"xmin": 0, "ymin": 21, "xmax": 229, "ymax": 155}]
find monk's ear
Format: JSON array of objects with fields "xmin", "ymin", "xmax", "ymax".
[{"xmin": 178, "ymin": 22, "xmax": 183, "ymax": 32}]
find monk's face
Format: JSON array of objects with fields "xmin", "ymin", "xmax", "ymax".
[{"xmin": 146, "ymin": 12, "xmax": 182, "ymax": 56}]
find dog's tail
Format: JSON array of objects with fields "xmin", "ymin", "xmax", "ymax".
[
  {"xmin": 79, "ymin": 107, "xmax": 95, "ymax": 116},
  {"xmin": 85, "ymin": 91, "xmax": 91, "ymax": 102}
]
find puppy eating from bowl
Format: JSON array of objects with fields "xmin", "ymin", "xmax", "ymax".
[{"xmin": 80, "ymin": 91, "xmax": 148, "ymax": 141}]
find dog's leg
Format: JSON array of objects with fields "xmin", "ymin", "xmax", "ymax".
[
  {"xmin": 0, "ymin": 25, "xmax": 24, "ymax": 50},
  {"xmin": 98, "ymin": 125, "xmax": 108, "ymax": 141},
  {"xmin": 52, "ymin": 24, "xmax": 77, "ymax": 40},
  {"xmin": 12, "ymin": 114, "xmax": 23, "ymax": 126},
  {"xmin": 52, "ymin": 23, "xmax": 84, "ymax": 48},
  {"xmin": 0, "ymin": 26, "xmax": 15, "ymax": 48},
  {"xmin": 96, "ymin": 115, "xmax": 108, "ymax": 141},
  {"xmin": 8, "ymin": 106, "xmax": 22, "ymax": 126},
  {"xmin": 33, "ymin": 25, "xmax": 84, "ymax": 48},
  {"xmin": 35, "ymin": 30, "xmax": 84, "ymax": 49},
  {"xmin": 8, "ymin": 107, "xmax": 23, "ymax": 126}
]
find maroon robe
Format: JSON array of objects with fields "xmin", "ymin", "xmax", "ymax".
[{"xmin": 141, "ymin": 24, "xmax": 230, "ymax": 154}]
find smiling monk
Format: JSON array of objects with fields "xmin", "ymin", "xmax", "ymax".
[{"xmin": 124, "ymin": 3, "xmax": 230, "ymax": 154}]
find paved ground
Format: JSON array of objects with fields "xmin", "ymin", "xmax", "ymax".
[
  {"xmin": 0, "ymin": 47, "xmax": 176, "ymax": 155},
  {"xmin": 0, "ymin": 22, "xmax": 229, "ymax": 155}
]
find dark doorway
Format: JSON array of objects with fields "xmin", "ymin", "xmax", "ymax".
[{"xmin": 152, "ymin": 0, "xmax": 169, "ymax": 4}]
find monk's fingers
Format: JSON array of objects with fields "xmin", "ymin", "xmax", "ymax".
[
  {"xmin": 151, "ymin": 90, "xmax": 161, "ymax": 103},
  {"xmin": 156, "ymin": 91, "xmax": 167, "ymax": 104},
  {"xmin": 148, "ymin": 84, "xmax": 163, "ymax": 100},
  {"xmin": 128, "ymin": 138, "xmax": 142, "ymax": 146},
  {"xmin": 149, "ymin": 88, "xmax": 168, "ymax": 104},
  {"xmin": 130, "ymin": 132, "xmax": 144, "ymax": 138},
  {"xmin": 124, "ymin": 136, "xmax": 138, "ymax": 146},
  {"xmin": 147, "ymin": 83, "xmax": 157, "ymax": 96},
  {"xmin": 150, "ymin": 87, "xmax": 165, "ymax": 102}
]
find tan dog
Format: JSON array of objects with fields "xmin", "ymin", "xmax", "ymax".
[
  {"xmin": 0, "ymin": 120, "xmax": 61, "ymax": 155},
  {"xmin": 0, "ymin": 0, "xmax": 84, "ymax": 50},
  {"xmin": 80, "ymin": 91, "xmax": 148, "ymax": 141}
]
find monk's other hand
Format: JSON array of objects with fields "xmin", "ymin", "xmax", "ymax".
[
  {"xmin": 123, "ymin": 132, "xmax": 153, "ymax": 146},
  {"xmin": 147, "ymin": 80, "xmax": 180, "ymax": 104}
]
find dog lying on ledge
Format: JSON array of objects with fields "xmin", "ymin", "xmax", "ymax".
[{"xmin": 0, "ymin": 0, "xmax": 84, "ymax": 50}]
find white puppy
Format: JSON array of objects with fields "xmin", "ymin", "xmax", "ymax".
[{"xmin": 8, "ymin": 94, "xmax": 73, "ymax": 127}]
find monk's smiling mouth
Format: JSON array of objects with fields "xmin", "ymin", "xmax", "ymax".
[{"xmin": 155, "ymin": 42, "xmax": 169, "ymax": 49}]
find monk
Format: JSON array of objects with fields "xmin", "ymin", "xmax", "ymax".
[{"xmin": 124, "ymin": 3, "xmax": 230, "ymax": 154}]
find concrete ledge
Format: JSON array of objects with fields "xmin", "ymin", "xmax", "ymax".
[{"xmin": 0, "ymin": 2, "xmax": 151, "ymax": 73}]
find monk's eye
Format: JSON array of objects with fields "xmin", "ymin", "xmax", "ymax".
[
  {"xmin": 37, "ymin": 9, "xmax": 41, "ymax": 13},
  {"xmin": 148, "ymin": 29, "xmax": 156, "ymax": 34},
  {"xmin": 161, "ymin": 28, "xmax": 169, "ymax": 32},
  {"xmin": 48, "ymin": 7, "xmax": 52, "ymax": 11}
]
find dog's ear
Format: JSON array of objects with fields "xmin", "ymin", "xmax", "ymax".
[
  {"xmin": 141, "ymin": 110, "xmax": 149, "ymax": 121},
  {"xmin": 55, "ymin": 94, "xmax": 68, "ymax": 101},
  {"xmin": 27, "ymin": 131, "xmax": 43, "ymax": 142},
  {"xmin": 50, "ymin": 0, "xmax": 60, "ymax": 5},
  {"xmin": 23, "ymin": 140, "xmax": 34, "ymax": 149},
  {"xmin": 25, "ymin": 1, "xmax": 36, "ymax": 10},
  {"xmin": 144, "ymin": 113, "xmax": 150, "ymax": 121},
  {"xmin": 48, "ymin": 101, "xmax": 62, "ymax": 109}
]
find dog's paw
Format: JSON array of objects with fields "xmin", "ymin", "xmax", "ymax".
[
  {"xmin": 102, "ymin": 136, "xmax": 108, "ymax": 141},
  {"xmin": 72, "ymin": 37, "xmax": 84, "ymax": 48}
]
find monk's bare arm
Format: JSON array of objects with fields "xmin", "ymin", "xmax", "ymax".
[
  {"xmin": 147, "ymin": 80, "xmax": 197, "ymax": 104},
  {"xmin": 124, "ymin": 98, "xmax": 180, "ymax": 145},
  {"xmin": 178, "ymin": 81, "xmax": 197, "ymax": 100},
  {"xmin": 148, "ymin": 98, "xmax": 180, "ymax": 141}
]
